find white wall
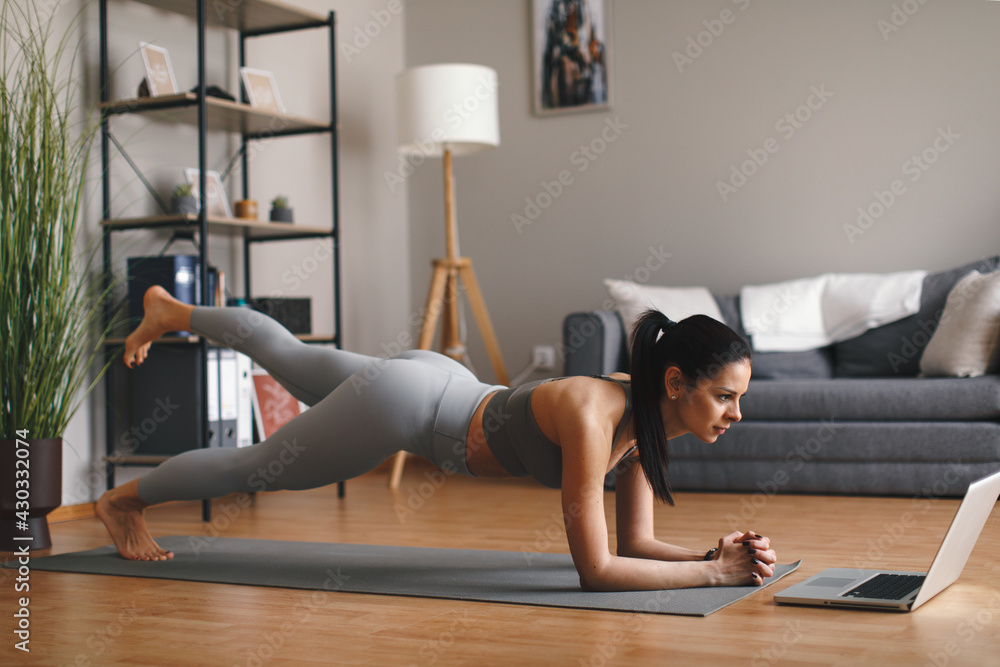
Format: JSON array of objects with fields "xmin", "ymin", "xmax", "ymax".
[
  {"xmin": 403, "ymin": 0, "xmax": 1000, "ymax": 385},
  {"xmin": 62, "ymin": 0, "xmax": 408, "ymax": 503}
]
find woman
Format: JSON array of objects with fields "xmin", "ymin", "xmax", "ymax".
[{"xmin": 98, "ymin": 286, "xmax": 776, "ymax": 591}]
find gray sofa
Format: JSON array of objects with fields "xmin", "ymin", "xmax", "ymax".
[{"xmin": 562, "ymin": 257, "xmax": 1000, "ymax": 497}]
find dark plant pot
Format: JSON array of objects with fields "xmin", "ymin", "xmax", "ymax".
[
  {"xmin": 172, "ymin": 195, "xmax": 199, "ymax": 216},
  {"xmin": 270, "ymin": 207, "xmax": 294, "ymax": 223},
  {"xmin": 0, "ymin": 438, "xmax": 62, "ymax": 551}
]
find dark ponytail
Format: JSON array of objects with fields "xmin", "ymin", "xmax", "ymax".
[{"xmin": 628, "ymin": 309, "xmax": 752, "ymax": 505}]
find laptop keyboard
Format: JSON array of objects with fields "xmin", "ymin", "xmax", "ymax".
[{"xmin": 842, "ymin": 573, "xmax": 926, "ymax": 600}]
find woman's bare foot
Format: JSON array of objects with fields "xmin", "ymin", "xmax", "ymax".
[
  {"xmin": 123, "ymin": 286, "xmax": 195, "ymax": 368},
  {"xmin": 96, "ymin": 480, "xmax": 174, "ymax": 561}
]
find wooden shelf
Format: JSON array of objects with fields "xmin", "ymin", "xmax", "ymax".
[
  {"xmin": 101, "ymin": 93, "xmax": 329, "ymax": 136},
  {"xmin": 103, "ymin": 454, "xmax": 171, "ymax": 466},
  {"xmin": 127, "ymin": 0, "xmax": 326, "ymax": 33},
  {"xmin": 105, "ymin": 334, "xmax": 199, "ymax": 345},
  {"xmin": 101, "ymin": 213, "xmax": 332, "ymax": 239},
  {"xmin": 105, "ymin": 333, "xmax": 336, "ymax": 345}
]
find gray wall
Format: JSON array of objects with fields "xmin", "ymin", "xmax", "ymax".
[{"xmin": 403, "ymin": 0, "xmax": 1000, "ymax": 385}]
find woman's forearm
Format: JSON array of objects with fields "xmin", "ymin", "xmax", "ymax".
[
  {"xmin": 596, "ymin": 533, "xmax": 775, "ymax": 591},
  {"xmin": 617, "ymin": 537, "xmax": 708, "ymax": 563},
  {"xmin": 580, "ymin": 553, "xmax": 721, "ymax": 592}
]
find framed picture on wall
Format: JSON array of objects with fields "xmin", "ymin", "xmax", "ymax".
[
  {"xmin": 139, "ymin": 42, "xmax": 179, "ymax": 97},
  {"xmin": 240, "ymin": 67, "xmax": 286, "ymax": 114},
  {"xmin": 532, "ymin": 0, "xmax": 612, "ymax": 115},
  {"xmin": 183, "ymin": 169, "xmax": 233, "ymax": 219}
]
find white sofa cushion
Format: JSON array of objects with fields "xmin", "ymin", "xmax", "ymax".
[{"xmin": 603, "ymin": 279, "xmax": 723, "ymax": 337}]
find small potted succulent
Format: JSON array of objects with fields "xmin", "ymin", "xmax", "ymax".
[
  {"xmin": 171, "ymin": 183, "xmax": 199, "ymax": 215},
  {"xmin": 269, "ymin": 194, "xmax": 294, "ymax": 223}
]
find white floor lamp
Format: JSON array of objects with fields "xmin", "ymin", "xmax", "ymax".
[{"xmin": 390, "ymin": 63, "xmax": 509, "ymax": 488}]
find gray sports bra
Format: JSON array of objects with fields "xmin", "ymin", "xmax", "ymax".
[{"xmin": 482, "ymin": 375, "xmax": 634, "ymax": 489}]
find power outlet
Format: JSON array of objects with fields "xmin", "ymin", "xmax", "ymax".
[{"xmin": 532, "ymin": 345, "xmax": 557, "ymax": 370}]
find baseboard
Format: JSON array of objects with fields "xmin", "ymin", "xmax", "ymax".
[
  {"xmin": 49, "ymin": 497, "xmax": 228, "ymax": 524},
  {"xmin": 50, "ymin": 503, "xmax": 96, "ymax": 523}
]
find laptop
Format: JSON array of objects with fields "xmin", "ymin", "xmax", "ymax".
[{"xmin": 774, "ymin": 469, "xmax": 1000, "ymax": 611}]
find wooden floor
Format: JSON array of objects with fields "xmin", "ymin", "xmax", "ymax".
[{"xmin": 3, "ymin": 459, "xmax": 1000, "ymax": 666}]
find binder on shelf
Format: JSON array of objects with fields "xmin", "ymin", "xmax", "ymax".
[
  {"xmin": 236, "ymin": 353, "xmax": 253, "ymax": 448},
  {"xmin": 207, "ymin": 349, "xmax": 240, "ymax": 448},
  {"xmin": 206, "ymin": 349, "xmax": 220, "ymax": 448},
  {"xmin": 219, "ymin": 349, "xmax": 239, "ymax": 448}
]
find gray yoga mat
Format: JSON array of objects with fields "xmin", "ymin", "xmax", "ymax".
[{"xmin": 8, "ymin": 536, "xmax": 801, "ymax": 616}]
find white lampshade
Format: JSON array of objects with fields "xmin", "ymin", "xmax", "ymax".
[{"xmin": 396, "ymin": 63, "xmax": 500, "ymax": 157}]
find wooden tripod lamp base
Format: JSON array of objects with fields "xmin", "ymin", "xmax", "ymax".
[{"xmin": 418, "ymin": 257, "xmax": 509, "ymax": 381}]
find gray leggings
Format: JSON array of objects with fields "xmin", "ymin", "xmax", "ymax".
[{"xmin": 136, "ymin": 306, "xmax": 503, "ymax": 505}]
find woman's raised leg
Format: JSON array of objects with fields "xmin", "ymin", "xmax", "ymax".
[
  {"xmin": 125, "ymin": 286, "xmax": 377, "ymax": 405},
  {"xmin": 106, "ymin": 291, "xmax": 453, "ymax": 559}
]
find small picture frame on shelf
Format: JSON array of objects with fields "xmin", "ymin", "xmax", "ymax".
[
  {"xmin": 139, "ymin": 42, "xmax": 179, "ymax": 97},
  {"xmin": 183, "ymin": 169, "xmax": 233, "ymax": 218},
  {"xmin": 240, "ymin": 67, "xmax": 286, "ymax": 114}
]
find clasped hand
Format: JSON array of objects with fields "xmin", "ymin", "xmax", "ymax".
[{"xmin": 713, "ymin": 531, "xmax": 776, "ymax": 586}]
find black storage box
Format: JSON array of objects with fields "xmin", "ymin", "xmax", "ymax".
[{"xmin": 248, "ymin": 298, "xmax": 311, "ymax": 335}]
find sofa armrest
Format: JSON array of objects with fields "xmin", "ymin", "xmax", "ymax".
[{"xmin": 562, "ymin": 310, "xmax": 629, "ymax": 377}]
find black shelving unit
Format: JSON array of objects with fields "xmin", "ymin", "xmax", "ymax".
[{"xmin": 98, "ymin": 0, "xmax": 342, "ymax": 520}]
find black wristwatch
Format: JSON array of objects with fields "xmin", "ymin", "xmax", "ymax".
[{"xmin": 703, "ymin": 548, "xmax": 718, "ymax": 561}]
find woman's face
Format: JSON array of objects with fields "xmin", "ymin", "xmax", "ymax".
[{"xmin": 664, "ymin": 360, "xmax": 751, "ymax": 443}]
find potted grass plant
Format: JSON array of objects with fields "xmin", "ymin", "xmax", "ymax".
[{"xmin": 0, "ymin": 1, "xmax": 116, "ymax": 550}]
